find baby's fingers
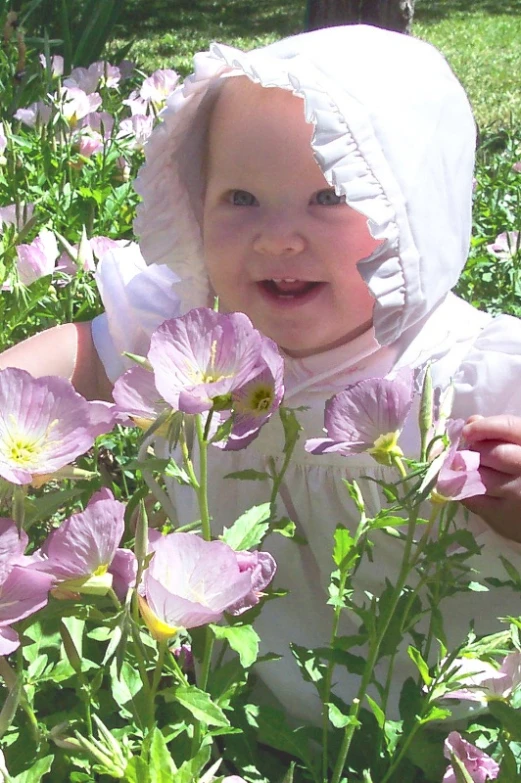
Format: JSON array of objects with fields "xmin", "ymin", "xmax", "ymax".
[
  {"xmin": 470, "ymin": 440, "xmax": 521, "ymax": 476},
  {"xmin": 463, "ymin": 414, "xmax": 521, "ymax": 446}
]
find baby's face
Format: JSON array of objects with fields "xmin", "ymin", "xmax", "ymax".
[{"xmin": 203, "ymin": 78, "xmax": 379, "ymax": 358}]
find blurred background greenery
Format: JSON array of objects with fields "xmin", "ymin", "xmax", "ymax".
[{"xmin": 108, "ymin": 0, "xmax": 521, "ymax": 128}]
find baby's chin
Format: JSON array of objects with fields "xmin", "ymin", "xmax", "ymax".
[{"xmin": 280, "ymin": 319, "xmax": 375, "ymax": 359}]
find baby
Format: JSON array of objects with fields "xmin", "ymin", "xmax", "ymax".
[{"xmin": 3, "ymin": 24, "xmax": 521, "ymax": 719}]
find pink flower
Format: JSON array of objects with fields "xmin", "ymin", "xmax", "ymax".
[
  {"xmin": 118, "ymin": 60, "xmax": 135, "ymax": 81},
  {"xmin": 123, "ymin": 93, "xmax": 148, "ymax": 116},
  {"xmin": 0, "ymin": 202, "xmax": 34, "ymax": 231},
  {"xmin": 75, "ymin": 129, "xmax": 104, "ymax": 157},
  {"xmin": 64, "ymin": 61, "xmax": 120, "ymax": 94},
  {"xmin": 227, "ymin": 550, "xmax": 277, "ymax": 614},
  {"xmin": 0, "ymin": 368, "xmax": 116, "ymax": 485},
  {"xmin": 434, "ymin": 419, "xmax": 486, "ymax": 501},
  {"xmin": 14, "ymin": 101, "xmax": 52, "ymax": 128},
  {"xmin": 117, "ymin": 114, "xmax": 154, "ymax": 150},
  {"xmin": 443, "ymin": 731, "xmax": 499, "ymax": 782},
  {"xmin": 16, "ymin": 229, "xmax": 59, "ymax": 285},
  {"xmin": 138, "ymin": 532, "xmax": 276, "ymax": 640},
  {"xmin": 79, "ymin": 111, "xmax": 114, "ymax": 139},
  {"xmin": 39, "ymin": 53, "xmax": 64, "ymax": 78},
  {"xmin": 113, "ymin": 366, "xmax": 171, "ymax": 434},
  {"xmin": 0, "ymin": 123, "xmax": 6, "ymax": 156},
  {"xmin": 0, "ymin": 519, "xmax": 51, "ymax": 653},
  {"xmin": 148, "ymin": 308, "xmax": 278, "ymax": 415},
  {"xmin": 139, "ymin": 69, "xmax": 179, "ymax": 108},
  {"xmin": 33, "ymin": 489, "xmax": 136, "ymax": 599},
  {"xmin": 57, "ymin": 235, "xmax": 129, "ymax": 275},
  {"xmin": 58, "ymin": 87, "xmax": 102, "ymax": 127},
  {"xmin": 306, "ymin": 369, "xmax": 414, "ymax": 465},
  {"xmin": 487, "ymin": 231, "xmax": 520, "ymax": 262},
  {"xmin": 221, "ymin": 342, "xmax": 284, "ymax": 451},
  {"xmin": 512, "ymin": 161, "xmax": 521, "ymax": 174},
  {"xmin": 442, "ymin": 652, "xmax": 521, "ymax": 703}
]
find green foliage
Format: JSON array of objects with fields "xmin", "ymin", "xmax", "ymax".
[{"xmin": 16, "ymin": 0, "xmax": 128, "ymax": 71}]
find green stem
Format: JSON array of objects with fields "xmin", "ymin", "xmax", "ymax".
[
  {"xmin": 269, "ymin": 420, "xmax": 300, "ymax": 512},
  {"xmin": 330, "ymin": 506, "xmax": 419, "ymax": 783},
  {"xmin": 180, "ymin": 428, "xmax": 200, "ymax": 491},
  {"xmin": 166, "ymin": 648, "xmax": 190, "ymax": 687},
  {"xmin": 130, "ymin": 617, "xmax": 151, "ymax": 699},
  {"xmin": 192, "ymin": 627, "xmax": 215, "ymax": 754},
  {"xmin": 392, "ymin": 455, "xmax": 408, "ymax": 480},
  {"xmin": 195, "ymin": 415, "xmax": 211, "ymax": 541},
  {"xmin": 321, "ymin": 569, "xmax": 349, "ymax": 781},
  {"xmin": 148, "ymin": 641, "xmax": 167, "ymax": 729}
]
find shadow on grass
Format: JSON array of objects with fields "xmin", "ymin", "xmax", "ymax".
[
  {"xmin": 120, "ymin": 0, "xmax": 304, "ymax": 39},
  {"xmin": 415, "ymin": 0, "xmax": 521, "ymax": 22}
]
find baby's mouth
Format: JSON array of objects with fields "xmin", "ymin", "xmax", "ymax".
[{"xmin": 260, "ymin": 278, "xmax": 322, "ymax": 298}]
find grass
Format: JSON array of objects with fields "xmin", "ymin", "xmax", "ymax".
[{"xmin": 111, "ymin": 0, "xmax": 521, "ymax": 128}]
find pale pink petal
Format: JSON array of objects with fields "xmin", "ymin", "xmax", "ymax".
[
  {"xmin": 0, "ymin": 519, "xmax": 27, "ymax": 583},
  {"xmin": 113, "ymin": 365, "xmax": 168, "ymax": 422},
  {"xmin": 443, "ymin": 731, "xmax": 499, "ymax": 782},
  {"xmin": 16, "ymin": 229, "xmax": 59, "ymax": 285},
  {"xmin": 109, "ymin": 549, "xmax": 137, "ymax": 600},
  {"xmin": 227, "ymin": 550, "xmax": 276, "ymax": 614},
  {"xmin": 148, "ymin": 309, "xmax": 264, "ymax": 414},
  {"xmin": 0, "ymin": 626, "xmax": 20, "ymax": 654},
  {"xmin": 0, "ymin": 369, "xmax": 101, "ymax": 484},
  {"xmin": 37, "ymin": 489, "xmax": 125, "ymax": 579},
  {"xmin": 435, "ymin": 419, "xmax": 486, "ymax": 501},
  {"xmin": 306, "ymin": 368, "xmax": 414, "ymax": 456},
  {"xmin": 140, "ymin": 69, "xmax": 179, "ymax": 104},
  {"xmin": 0, "ymin": 566, "xmax": 51, "ymax": 625}
]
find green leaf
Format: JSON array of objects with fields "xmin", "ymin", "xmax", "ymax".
[
  {"xmin": 12, "ymin": 755, "xmax": 54, "ymax": 782},
  {"xmin": 174, "ymin": 685, "xmax": 230, "ymax": 727},
  {"xmin": 279, "ymin": 407, "xmax": 303, "ymax": 455},
  {"xmin": 365, "ymin": 694, "xmax": 385, "ymax": 729},
  {"xmin": 221, "ymin": 503, "xmax": 271, "ymax": 550},
  {"xmin": 326, "ymin": 702, "xmax": 360, "ymax": 729},
  {"xmin": 290, "ymin": 645, "xmax": 327, "ymax": 694},
  {"xmin": 124, "ymin": 757, "xmax": 150, "ymax": 783},
  {"xmin": 110, "ymin": 660, "xmax": 146, "ymax": 728},
  {"xmin": 148, "ymin": 728, "xmax": 177, "ymax": 780},
  {"xmin": 333, "ymin": 525, "xmax": 356, "ymax": 570},
  {"xmin": 164, "ymin": 461, "xmax": 192, "ymax": 486},
  {"xmin": 489, "ymin": 700, "xmax": 521, "ymax": 740},
  {"xmin": 210, "ymin": 624, "xmax": 260, "ymax": 668},
  {"xmin": 468, "ymin": 581, "xmax": 489, "ymax": 592},
  {"xmin": 224, "ymin": 469, "xmax": 269, "ymax": 481},
  {"xmin": 407, "ymin": 645, "xmax": 432, "ymax": 686},
  {"xmin": 271, "ymin": 516, "xmax": 297, "ymax": 538},
  {"xmin": 243, "ymin": 703, "xmax": 317, "ymax": 771}
]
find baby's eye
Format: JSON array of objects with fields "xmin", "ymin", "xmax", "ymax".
[
  {"xmin": 312, "ymin": 188, "xmax": 345, "ymax": 206},
  {"xmin": 229, "ymin": 190, "xmax": 259, "ymax": 207}
]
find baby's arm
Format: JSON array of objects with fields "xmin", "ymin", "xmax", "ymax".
[
  {"xmin": 0, "ymin": 322, "xmax": 113, "ymax": 401},
  {"xmin": 462, "ymin": 415, "xmax": 521, "ymax": 543}
]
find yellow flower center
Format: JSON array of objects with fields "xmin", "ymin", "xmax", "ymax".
[
  {"xmin": 236, "ymin": 383, "xmax": 274, "ymax": 417},
  {"xmin": 2, "ymin": 415, "xmax": 59, "ymax": 469},
  {"xmin": 367, "ymin": 431, "xmax": 403, "ymax": 466}
]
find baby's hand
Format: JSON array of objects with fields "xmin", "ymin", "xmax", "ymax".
[{"xmin": 461, "ymin": 414, "xmax": 521, "ymax": 543}]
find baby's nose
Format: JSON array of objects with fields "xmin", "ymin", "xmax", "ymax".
[{"xmin": 253, "ymin": 220, "xmax": 305, "ymax": 256}]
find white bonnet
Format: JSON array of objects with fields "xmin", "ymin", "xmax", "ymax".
[{"xmin": 133, "ymin": 24, "xmax": 476, "ymax": 346}]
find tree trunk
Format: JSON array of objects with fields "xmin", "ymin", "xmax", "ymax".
[{"xmin": 305, "ymin": 0, "xmax": 415, "ymax": 34}]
